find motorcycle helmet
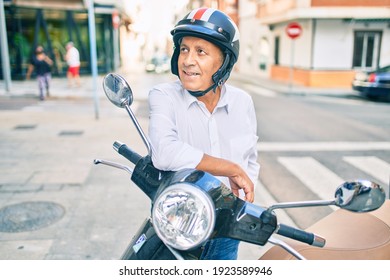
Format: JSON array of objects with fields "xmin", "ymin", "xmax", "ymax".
[{"xmin": 170, "ymin": 7, "xmax": 240, "ymax": 97}]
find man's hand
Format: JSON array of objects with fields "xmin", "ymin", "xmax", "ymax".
[
  {"xmin": 196, "ymin": 154, "xmax": 255, "ymax": 202},
  {"xmin": 229, "ymin": 170, "xmax": 254, "ymax": 203}
]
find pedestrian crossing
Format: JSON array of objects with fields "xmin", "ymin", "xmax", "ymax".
[
  {"xmin": 278, "ymin": 157, "xmax": 344, "ymax": 207},
  {"xmin": 275, "ymin": 155, "xmax": 390, "ymax": 201},
  {"xmin": 258, "ymin": 141, "xmax": 390, "ymax": 152},
  {"xmin": 241, "ymin": 84, "xmax": 277, "ymax": 97},
  {"xmin": 343, "ymin": 156, "xmax": 390, "ymax": 186}
]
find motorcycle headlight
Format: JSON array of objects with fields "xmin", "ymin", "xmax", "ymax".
[{"xmin": 152, "ymin": 183, "xmax": 215, "ymax": 250}]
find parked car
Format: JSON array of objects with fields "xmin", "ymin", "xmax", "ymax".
[
  {"xmin": 352, "ymin": 65, "xmax": 390, "ymax": 101},
  {"xmin": 145, "ymin": 54, "xmax": 170, "ymax": 74}
]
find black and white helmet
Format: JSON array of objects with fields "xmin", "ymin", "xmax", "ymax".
[{"xmin": 170, "ymin": 7, "xmax": 240, "ymax": 96}]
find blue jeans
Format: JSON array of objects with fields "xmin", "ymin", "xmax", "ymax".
[{"xmin": 200, "ymin": 238, "xmax": 240, "ymax": 260}]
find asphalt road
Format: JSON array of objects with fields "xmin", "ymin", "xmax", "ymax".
[{"xmin": 243, "ymin": 86, "xmax": 390, "ymax": 229}]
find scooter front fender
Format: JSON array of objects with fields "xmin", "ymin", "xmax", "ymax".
[{"xmin": 121, "ymin": 218, "xmax": 176, "ymax": 260}]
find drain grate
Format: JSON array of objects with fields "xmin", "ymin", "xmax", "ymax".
[
  {"xmin": 0, "ymin": 201, "xmax": 65, "ymax": 232},
  {"xmin": 14, "ymin": 124, "xmax": 37, "ymax": 130},
  {"xmin": 58, "ymin": 130, "xmax": 84, "ymax": 136}
]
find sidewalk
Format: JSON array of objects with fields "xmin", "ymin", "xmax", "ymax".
[
  {"xmin": 230, "ymin": 71, "xmax": 358, "ymax": 97},
  {"xmin": 0, "ymin": 75, "xmax": 107, "ymax": 100},
  {"xmin": 0, "ymin": 67, "xmax": 358, "ymax": 100},
  {"xmin": 0, "ymin": 71, "xmax": 153, "ymax": 260}
]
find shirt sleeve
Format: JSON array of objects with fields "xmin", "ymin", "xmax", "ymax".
[{"xmin": 148, "ymin": 87, "xmax": 204, "ymax": 171}]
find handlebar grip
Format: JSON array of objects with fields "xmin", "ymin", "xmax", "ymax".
[
  {"xmin": 113, "ymin": 141, "xmax": 142, "ymax": 165},
  {"xmin": 277, "ymin": 224, "xmax": 326, "ymax": 247}
]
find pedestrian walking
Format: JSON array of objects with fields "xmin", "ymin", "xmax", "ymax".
[
  {"xmin": 26, "ymin": 45, "xmax": 53, "ymax": 100},
  {"xmin": 65, "ymin": 41, "xmax": 81, "ymax": 87}
]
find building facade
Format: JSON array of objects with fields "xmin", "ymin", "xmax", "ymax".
[
  {"xmin": 238, "ymin": 0, "xmax": 390, "ymax": 88},
  {"xmin": 1, "ymin": 0, "xmax": 129, "ymax": 80}
]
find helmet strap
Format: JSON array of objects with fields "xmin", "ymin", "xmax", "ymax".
[{"xmin": 187, "ymin": 83, "xmax": 218, "ymax": 97}]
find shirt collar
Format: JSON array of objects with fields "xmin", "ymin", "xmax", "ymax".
[{"xmin": 183, "ymin": 84, "xmax": 230, "ymax": 113}]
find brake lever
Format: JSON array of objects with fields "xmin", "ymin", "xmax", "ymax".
[
  {"xmin": 94, "ymin": 158, "xmax": 133, "ymax": 175},
  {"xmin": 268, "ymin": 236, "xmax": 306, "ymax": 260}
]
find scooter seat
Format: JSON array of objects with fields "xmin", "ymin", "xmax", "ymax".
[{"xmin": 259, "ymin": 200, "xmax": 390, "ymax": 260}]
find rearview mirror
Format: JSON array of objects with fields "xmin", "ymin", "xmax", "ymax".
[
  {"xmin": 102, "ymin": 73, "xmax": 133, "ymax": 108},
  {"xmin": 102, "ymin": 73, "xmax": 152, "ymax": 156},
  {"xmin": 335, "ymin": 180, "xmax": 386, "ymax": 212}
]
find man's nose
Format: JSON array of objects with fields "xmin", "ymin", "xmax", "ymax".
[{"xmin": 183, "ymin": 51, "xmax": 196, "ymax": 65}]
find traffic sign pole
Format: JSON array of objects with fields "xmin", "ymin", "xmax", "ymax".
[
  {"xmin": 289, "ymin": 41, "xmax": 295, "ymax": 91},
  {"xmin": 112, "ymin": 11, "xmax": 120, "ymax": 70},
  {"xmin": 285, "ymin": 22, "xmax": 302, "ymax": 93}
]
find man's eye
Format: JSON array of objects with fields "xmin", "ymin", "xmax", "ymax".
[{"xmin": 180, "ymin": 47, "xmax": 188, "ymax": 53}]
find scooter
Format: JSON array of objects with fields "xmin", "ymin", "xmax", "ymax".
[{"xmin": 94, "ymin": 73, "xmax": 390, "ymax": 260}]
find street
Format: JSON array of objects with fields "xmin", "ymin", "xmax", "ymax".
[
  {"xmin": 0, "ymin": 70, "xmax": 389, "ymax": 260},
  {"xmin": 243, "ymin": 85, "xmax": 390, "ymax": 229}
]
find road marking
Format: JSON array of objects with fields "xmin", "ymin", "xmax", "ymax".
[
  {"xmin": 278, "ymin": 157, "xmax": 344, "ymax": 208},
  {"xmin": 258, "ymin": 141, "xmax": 390, "ymax": 152},
  {"xmin": 22, "ymin": 106, "xmax": 44, "ymax": 112},
  {"xmin": 343, "ymin": 156, "xmax": 390, "ymax": 187},
  {"xmin": 241, "ymin": 84, "xmax": 277, "ymax": 97},
  {"xmin": 276, "ymin": 156, "xmax": 390, "ymax": 207}
]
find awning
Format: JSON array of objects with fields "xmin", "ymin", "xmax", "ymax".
[
  {"xmin": 8, "ymin": 0, "xmax": 129, "ymax": 19},
  {"xmin": 12, "ymin": 0, "xmax": 84, "ymax": 9}
]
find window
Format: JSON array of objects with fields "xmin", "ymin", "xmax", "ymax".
[
  {"xmin": 352, "ymin": 31, "xmax": 381, "ymax": 69},
  {"xmin": 274, "ymin": 36, "xmax": 280, "ymax": 65},
  {"xmin": 259, "ymin": 37, "xmax": 269, "ymax": 70}
]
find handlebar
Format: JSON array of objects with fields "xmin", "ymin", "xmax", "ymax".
[
  {"xmin": 276, "ymin": 224, "xmax": 326, "ymax": 247},
  {"xmin": 112, "ymin": 140, "xmax": 166, "ymax": 200},
  {"xmin": 113, "ymin": 141, "xmax": 142, "ymax": 165}
]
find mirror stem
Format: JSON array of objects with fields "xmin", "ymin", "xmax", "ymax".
[
  {"xmin": 268, "ymin": 199, "xmax": 336, "ymax": 212},
  {"xmin": 125, "ymin": 105, "xmax": 152, "ymax": 156}
]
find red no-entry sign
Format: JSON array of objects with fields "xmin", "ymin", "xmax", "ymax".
[{"xmin": 286, "ymin": 22, "xmax": 302, "ymax": 39}]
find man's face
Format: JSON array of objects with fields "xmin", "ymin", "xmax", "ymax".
[{"xmin": 178, "ymin": 36, "xmax": 224, "ymax": 93}]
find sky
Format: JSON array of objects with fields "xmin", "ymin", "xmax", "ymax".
[{"xmin": 124, "ymin": 0, "xmax": 189, "ymax": 56}]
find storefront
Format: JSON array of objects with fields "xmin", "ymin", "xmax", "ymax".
[{"xmin": 1, "ymin": 0, "xmax": 129, "ymax": 80}]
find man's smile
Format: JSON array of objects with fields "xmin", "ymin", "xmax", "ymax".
[{"xmin": 183, "ymin": 70, "xmax": 200, "ymax": 76}]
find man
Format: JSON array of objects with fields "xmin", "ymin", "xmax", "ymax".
[
  {"xmin": 148, "ymin": 8, "xmax": 260, "ymax": 260},
  {"xmin": 65, "ymin": 41, "xmax": 81, "ymax": 87}
]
